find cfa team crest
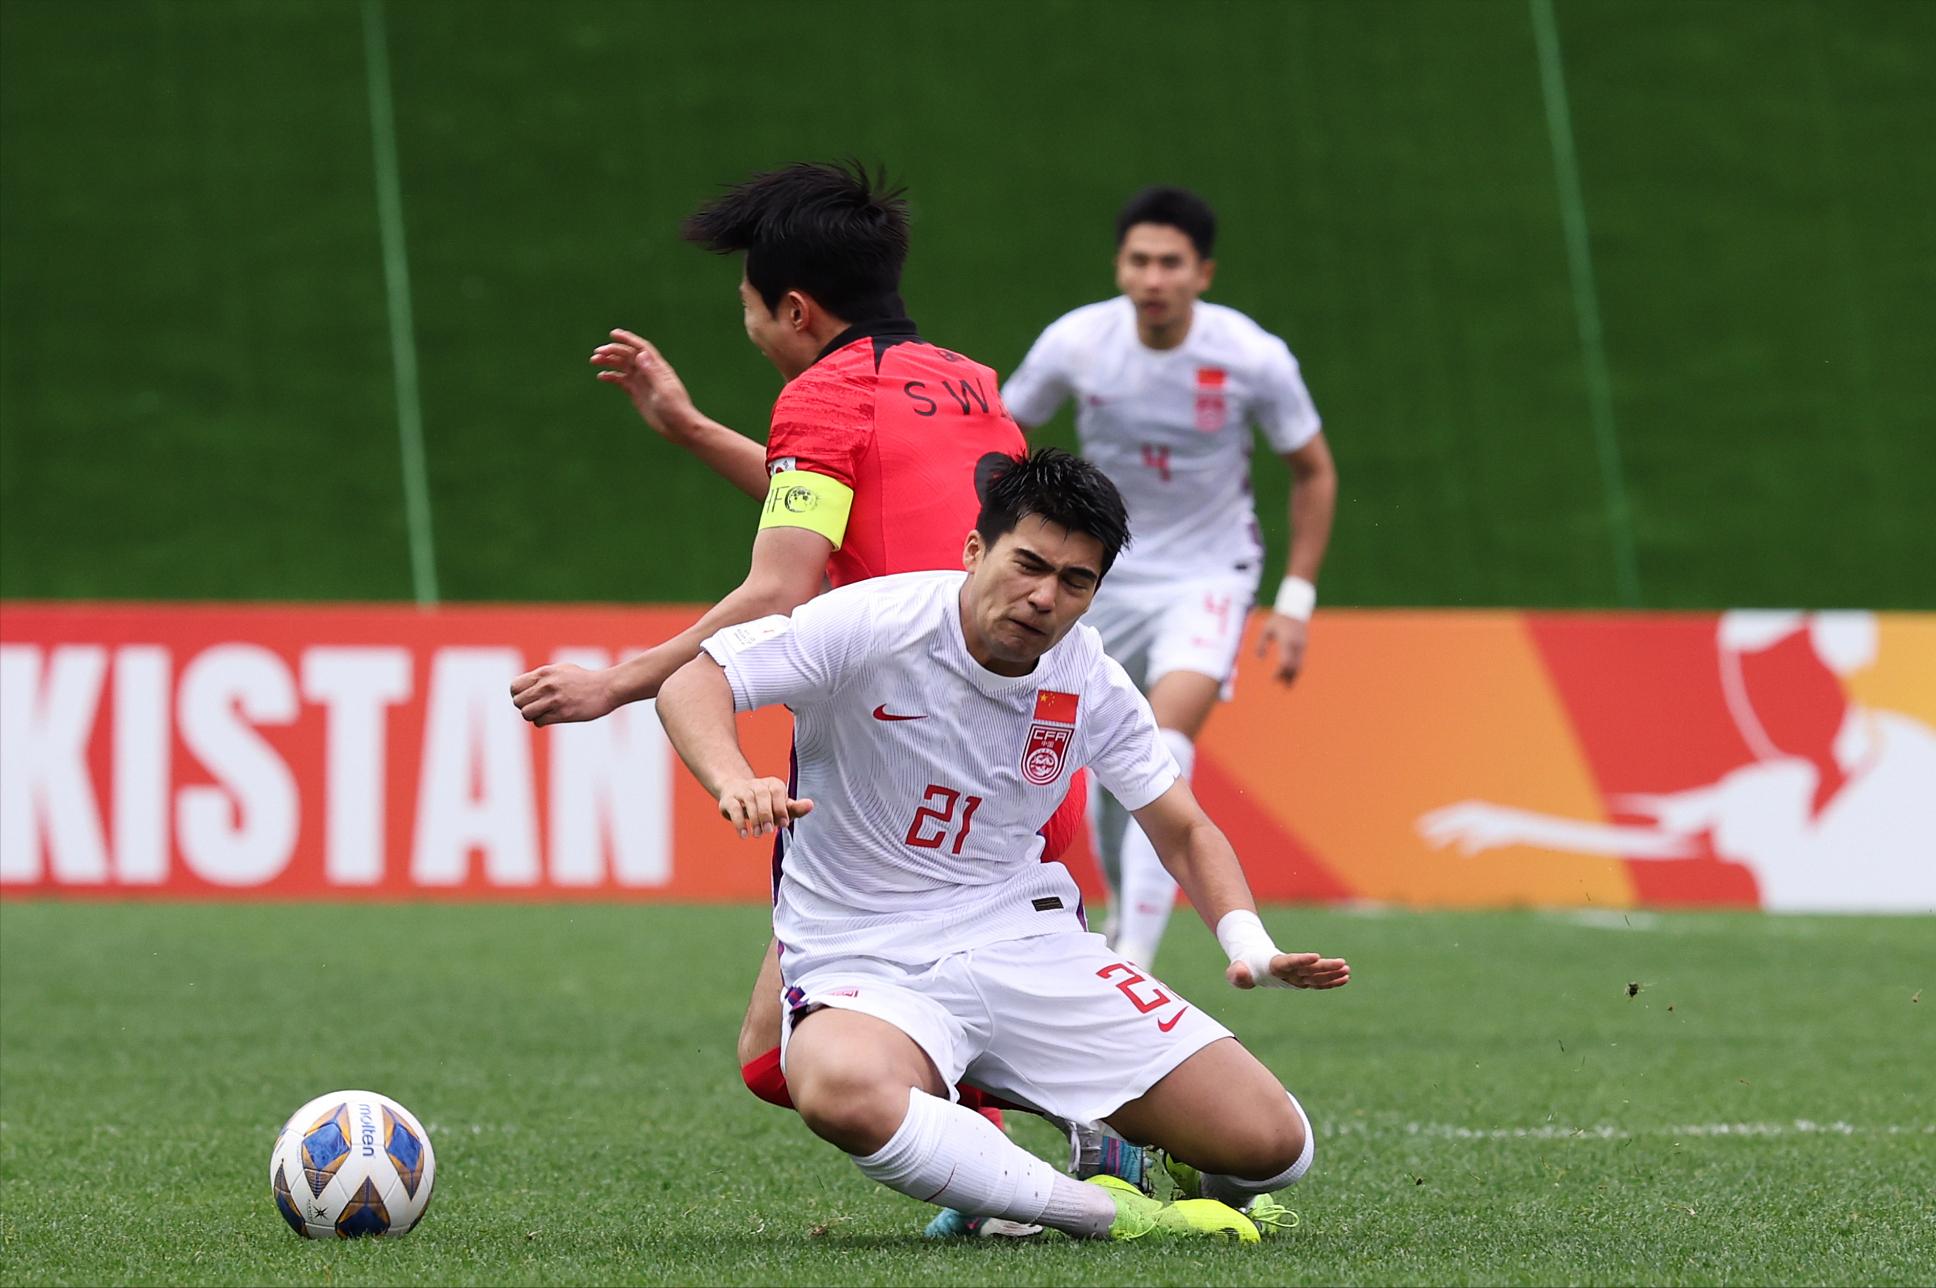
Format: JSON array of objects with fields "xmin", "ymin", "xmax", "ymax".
[{"xmin": 1023, "ymin": 690, "xmax": 1080, "ymax": 785}]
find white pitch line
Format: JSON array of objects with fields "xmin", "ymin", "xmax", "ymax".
[
  {"xmin": 361, "ymin": 0, "xmax": 440, "ymax": 607},
  {"xmin": 1326, "ymin": 1120, "xmax": 1934, "ymax": 1141}
]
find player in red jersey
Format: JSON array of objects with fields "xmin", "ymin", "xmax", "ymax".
[{"xmin": 509, "ymin": 164, "xmax": 1083, "ymax": 1156}]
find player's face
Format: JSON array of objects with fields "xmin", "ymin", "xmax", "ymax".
[
  {"xmin": 1115, "ymin": 224, "xmax": 1214, "ymax": 334},
  {"xmin": 739, "ymin": 275, "xmax": 818, "ymax": 380},
  {"xmin": 959, "ymin": 516, "xmax": 1105, "ymax": 675}
]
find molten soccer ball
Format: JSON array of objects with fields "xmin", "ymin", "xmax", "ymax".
[{"xmin": 269, "ymin": 1090, "xmax": 435, "ymax": 1238}]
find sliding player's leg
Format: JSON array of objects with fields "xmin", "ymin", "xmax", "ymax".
[
  {"xmin": 962, "ymin": 935, "xmax": 1316, "ymax": 1239},
  {"xmin": 783, "ymin": 993, "xmax": 1132, "ymax": 1239},
  {"xmin": 1105, "ymin": 1036, "xmax": 1312, "ymax": 1233},
  {"xmin": 737, "ymin": 934, "xmax": 1018, "ymax": 1135}
]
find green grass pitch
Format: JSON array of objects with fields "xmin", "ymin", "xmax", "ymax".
[{"xmin": 1, "ymin": 902, "xmax": 1929, "ymax": 1285}]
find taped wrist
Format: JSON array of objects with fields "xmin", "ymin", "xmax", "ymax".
[
  {"xmin": 1273, "ymin": 576, "xmax": 1316, "ymax": 621},
  {"xmin": 1215, "ymin": 909, "xmax": 1291, "ymax": 988}
]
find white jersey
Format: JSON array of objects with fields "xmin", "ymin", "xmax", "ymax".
[
  {"xmin": 1002, "ymin": 297, "xmax": 1321, "ymax": 587},
  {"xmin": 700, "ymin": 570, "xmax": 1179, "ymax": 967}
]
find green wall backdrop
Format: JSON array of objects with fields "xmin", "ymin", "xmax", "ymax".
[{"xmin": 3, "ymin": 0, "xmax": 1930, "ymax": 608}]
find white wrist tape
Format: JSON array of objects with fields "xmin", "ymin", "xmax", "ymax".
[
  {"xmin": 1216, "ymin": 909, "xmax": 1291, "ymax": 988},
  {"xmin": 1273, "ymin": 576, "xmax": 1316, "ymax": 621}
]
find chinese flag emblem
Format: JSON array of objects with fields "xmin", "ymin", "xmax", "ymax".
[{"xmin": 1024, "ymin": 690, "xmax": 1080, "ymax": 785}]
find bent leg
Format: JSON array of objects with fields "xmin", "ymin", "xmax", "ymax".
[
  {"xmin": 1105, "ymin": 1036, "xmax": 1310, "ymax": 1188},
  {"xmin": 736, "ymin": 939, "xmax": 785, "ymax": 1068},
  {"xmin": 736, "ymin": 940, "xmax": 794, "ymax": 1107},
  {"xmin": 788, "ymin": 1006, "xmax": 1114, "ymax": 1239}
]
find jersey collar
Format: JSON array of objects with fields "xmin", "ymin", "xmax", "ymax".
[{"xmin": 816, "ymin": 314, "xmax": 923, "ymax": 369}]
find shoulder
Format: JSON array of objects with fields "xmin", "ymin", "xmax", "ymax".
[
  {"xmin": 821, "ymin": 569, "xmax": 963, "ymax": 614},
  {"xmin": 1037, "ymin": 298, "xmax": 1131, "ymax": 347},
  {"xmin": 769, "ymin": 354, "xmax": 877, "ymax": 454},
  {"xmin": 1197, "ymin": 301, "xmax": 1299, "ymax": 368},
  {"xmin": 776, "ymin": 351, "xmax": 875, "ymax": 410},
  {"xmin": 1051, "ymin": 621, "xmax": 1118, "ymax": 692}
]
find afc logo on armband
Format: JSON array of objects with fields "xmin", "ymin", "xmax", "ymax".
[{"xmin": 1022, "ymin": 690, "xmax": 1080, "ymax": 785}]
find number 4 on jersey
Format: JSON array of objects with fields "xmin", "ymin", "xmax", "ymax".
[{"xmin": 1141, "ymin": 443, "xmax": 1172, "ymax": 482}]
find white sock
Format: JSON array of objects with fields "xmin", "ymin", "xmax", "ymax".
[
  {"xmin": 852, "ymin": 1089, "xmax": 1116, "ymax": 1238},
  {"xmin": 1114, "ymin": 728, "xmax": 1195, "ymax": 967},
  {"xmin": 1196, "ymin": 1090, "xmax": 1316, "ymax": 1204}
]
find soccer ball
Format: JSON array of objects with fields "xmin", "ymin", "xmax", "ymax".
[{"xmin": 269, "ymin": 1090, "xmax": 436, "ymax": 1238}]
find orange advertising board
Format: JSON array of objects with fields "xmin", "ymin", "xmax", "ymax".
[{"xmin": 3, "ymin": 603, "xmax": 1931, "ymax": 910}]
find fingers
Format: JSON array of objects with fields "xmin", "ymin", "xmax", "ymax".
[
  {"xmin": 1269, "ymin": 952, "xmax": 1351, "ymax": 989},
  {"xmin": 719, "ymin": 781, "xmax": 809, "ymax": 838}
]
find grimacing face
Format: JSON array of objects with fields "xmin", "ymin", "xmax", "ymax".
[
  {"xmin": 959, "ymin": 515, "xmax": 1106, "ymax": 676},
  {"xmin": 1114, "ymin": 223, "xmax": 1214, "ymax": 335}
]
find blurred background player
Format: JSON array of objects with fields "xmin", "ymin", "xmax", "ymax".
[
  {"xmin": 1002, "ymin": 186, "xmax": 1340, "ymax": 970},
  {"xmin": 506, "ymin": 163, "xmax": 1083, "ymax": 1190}
]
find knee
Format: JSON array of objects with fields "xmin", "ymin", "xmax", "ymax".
[
  {"xmin": 1226, "ymin": 1103, "xmax": 1309, "ymax": 1182},
  {"xmin": 735, "ymin": 1011, "xmax": 773, "ymax": 1069},
  {"xmin": 789, "ymin": 1059, "xmax": 909, "ymax": 1155}
]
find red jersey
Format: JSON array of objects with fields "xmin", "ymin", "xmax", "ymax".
[
  {"xmin": 758, "ymin": 317, "xmax": 1025, "ymax": 587},
  {"xmin": 753, "ymin": 316, "xmax": 1085, "ymax": 864}
]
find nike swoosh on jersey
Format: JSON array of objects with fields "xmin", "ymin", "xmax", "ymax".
[
  {"xmin": 871, "ymin": 705, "xmax": 927, "ymax": 722},
  {"xmin": 1156, "ymin": 1008, "xmax": 1190, "ymax": 1033}
]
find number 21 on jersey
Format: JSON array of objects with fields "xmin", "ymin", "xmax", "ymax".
[{"xmin": 904, "ymin": 783, "xmax": 983, "ymax": 855}]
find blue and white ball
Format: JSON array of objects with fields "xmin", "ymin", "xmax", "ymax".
[{"xmin": 269, "ymin": 1090, "xmax": 435, "ymax": 1238}]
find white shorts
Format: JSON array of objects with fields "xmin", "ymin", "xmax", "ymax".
[
  {"xmin": 1085, "ymin": 572, "xmax": 1257, "ymax": 700},
  {"xmin": 778, "ymin": 931, "xmax": 1232, "ymax": 1124}
]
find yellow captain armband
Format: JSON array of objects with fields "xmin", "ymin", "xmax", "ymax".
[{"xmin": 758, "ymin": 469, "xmax": 854, "ymax": 548}]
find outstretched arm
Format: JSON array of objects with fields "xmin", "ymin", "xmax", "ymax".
[
  {"xmin": 511, "ymin": 525, "xmax": 831, "ymax": 724},
  {"xmin": 656, "ymin": 655, "xmax": 812, "ymax": 839},
  {"xmin": 591, "ymin": 329, "xmax": 768, "ymax": 499},
  {"xmin": 1256, "ymin": 432, "xmax": 1337, "ymax": 685},
  {"xmin": 1131, "ymin": 780, "xmax": 1349, "ymax": 991},
  {"xmin": 1418, "ymin": 795, "xmax": 1710, "ymax": 859}
]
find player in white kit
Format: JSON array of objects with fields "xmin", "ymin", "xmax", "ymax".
[
  {"xmin": 656, "ymin": 449, "xmax": 1350, "ymax": 1242},
  {"xmin": 1003, "ymin": 186, "xmax": 1339, "ymax": 970}
]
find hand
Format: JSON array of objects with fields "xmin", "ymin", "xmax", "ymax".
[
  {"xmin": 1416, "ymin": 800, "xmax": 1530, "ymax": 855},
  {"xmin": 1255, "ymin": 613, "xmax": 1309, "ymax": 685},
  {"xmin": 510, "ymin": 663, "xmax": 619, "ymax": 726},
  {"xmin": 590, "ymin": 328, "xmax": 701, "ymax": 442},
  {"xmin": 1227, "ymin": 952, "xmax": 1350, "ymax": 991},
  {"xmin": 717, "ymin": 778, "xmax": 814, "ymax": 839}
]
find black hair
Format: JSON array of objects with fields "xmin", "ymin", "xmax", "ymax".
[
  {"xmin": 681, "ymin": 159, "xmax": 909, "ymax": 322},
  {"xmin": 1114, "ymin": 185, "xmax": 1217, "ymax": 260},
  {"xmin": 974, "ymin": 448, "xmax": 1131, "ymax": 576}
]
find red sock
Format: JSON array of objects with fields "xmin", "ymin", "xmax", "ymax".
[
  {"xmin": 739, "ymin": 1046, "xmax": 793, "ymax": 1109},
  {"xmin": 954, "ymin": 1085, "xmax": 1008, "ymax": 1131}
]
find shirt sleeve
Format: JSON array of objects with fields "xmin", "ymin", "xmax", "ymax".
[
  {"xmin": 699, "ymin": 593, "xmax": 876, "ymax": 713},
  {"xmin": 1252, "ymin": 337, "xmax": 1323, "ymax": 454},
  {"xmin": 766, "ymin": 365, "xmax": 870, "ymax": 484},
  {"xmin": 1000, "ymin": 317, "xmax": 1077, "ymax": 428},
  {"xmin": 1082, "ymin": 655, "xmax": 1181, "ymax": 811},
  {"xmin": 762, "ymin": 366, "xmax": 870, "ymax": 546}
]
